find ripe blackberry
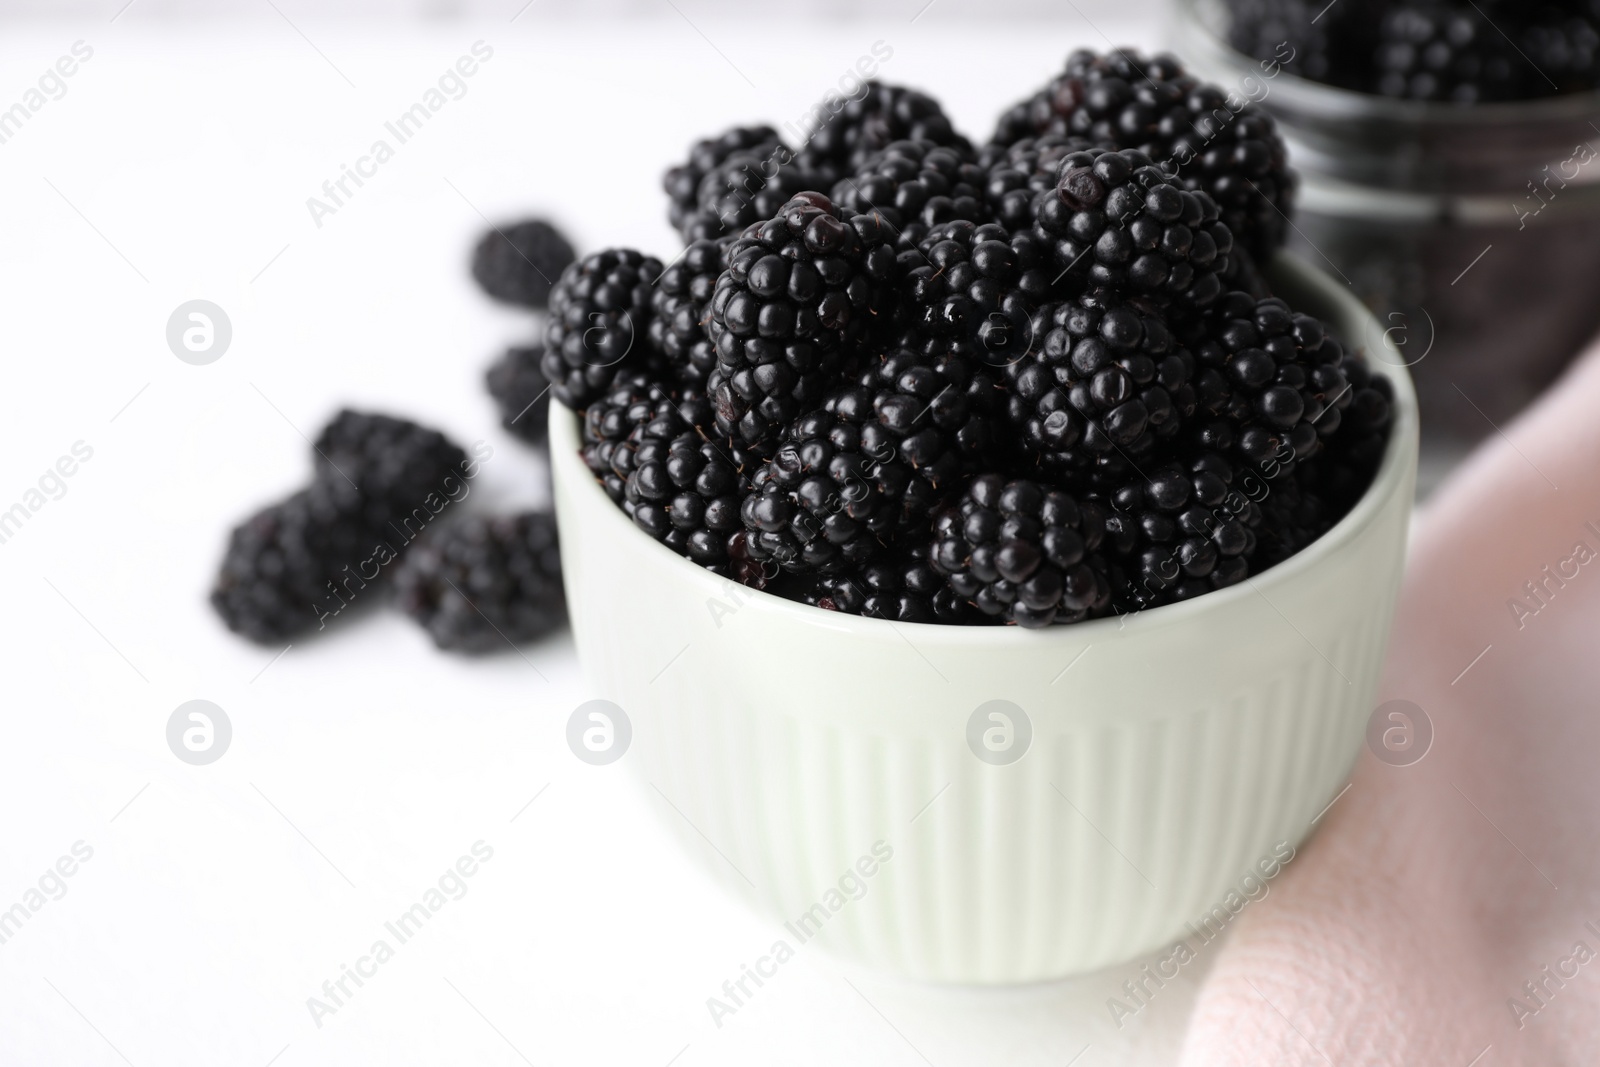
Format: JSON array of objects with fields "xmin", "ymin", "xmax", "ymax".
[
  {"xmin": 1032, "ymin": 147, "xmax": 1234, "ymax": 309},
  {"xmin": 1224, "ymin": 0, "xmax": 1340, "ymax": 84},
  {"xmin": 1375, "ymin": 3, "xmax": 1524, "ymax": 102},
  {"xmin": 1252, "ymin": 466, "xmax": 1334, "ymax": 570},
  {"xmin": 542, "ymin": 249, "xmax": 666, "ymax": 409},
  {"xmin": 470, "ymin": 219, "xmax": 576, "ymax": 309},
  {"xmin": 1005, "ymin": 292, "xmax": 1197, "ymax": 479},
  {"xmin": 806, "ymin": 543, "xmax": 978, "ymax": 623},
  {"xmin": 1099, "ymin": 452, "xmax": 1260, "ymax": 612},
  {"xmin": 832, "ymin": 139, "xmax": 992, "ymax": 252},
  {"xmin": 678, "ymin": 143, "xmax": 822, "ymax": 242},
  {"xmin": 580, "ymin": 373, "xmax": 695, "ymax": 504},
  {"xmin": 792, "ymin": 82, "xmax": 974, "ymax": 189},
  {"xmin": 930, "ymin": 475, "xmax": 1112, "ymax": 627},
  {"xmin": 663, "ymin": 125, "xmax": 782, "ymax": 235},
  {"xmin": 903, "ymin": 220, "xmax": 1055, "ymax": 368},
  {"xmin": 863, "ymin": 333, "xmax": 1008, "ymax": 464},
  {"xmin": 485, "ymin": 344, "xmax": 551, "ymax": 445},
  {"xmin": 312, "ymin": 410, "xmax": 470, "ymax": 511},
  {"xmin": 620, "ymin": 401, "xmax": 758, "ymax": 578},
  {"xmin": 740, "ymin": 384, "xmax": 956, "ymax": 575},
  {"xmin": 212, "ymin": 484, "xmax": 380, "ymax": 643},
  {"xmin": 978, "ymin": 132, "xmax": 1097, "ymax": 232},
  {"xmin": 1180, "ymin": 292, "xmax": 1354, "ymax": 470},
  {"xmin": 1297, "ymin": 353, "xmax": 1394, "ymax": 516},
  {"xmin": 394, "ymin": 512, "xmax": 566, "ymax": 653},
  {"xmin": 991, "ymin": 49, "xmax": 1294, "ymax": 261},
  {"xmin": 648, "ymin": 237, "xmax": 732, "ymax": 388},
  {"xmin": 707, "ymin": 192, "xmax": 901, "ymax": 453}
]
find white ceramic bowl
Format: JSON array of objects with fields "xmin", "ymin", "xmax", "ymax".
[{"xmin": 551, "ymin": 254, "xmax": 1418, "ymax": 984}]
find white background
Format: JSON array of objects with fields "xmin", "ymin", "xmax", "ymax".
[{"xmin": 0, "ymin": 8, "xmax": 1223, "ymax": 1066}]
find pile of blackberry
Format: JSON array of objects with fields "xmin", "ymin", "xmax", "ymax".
[
  {"xmin": 213, "ymin": 216, "xmax": 585, "ymax": 652},
  {"xmin": 1223, "ymin": 0, "xmax": 1600, "ymax": 102},
  {"xmin": 212, "ymin": 411, "xmax": 471, "ymax": 643},
  {"xmin": 533, "ymin": 56, "xmax": 1395, "ymax": 628}
]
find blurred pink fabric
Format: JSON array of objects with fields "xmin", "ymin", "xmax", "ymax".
[{"xmin": 1178, "ymin": 343, "xmax": 1600, "ymax": 1066}]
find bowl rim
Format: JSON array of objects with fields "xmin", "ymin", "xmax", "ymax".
[{"xmin": 551, "ymin": 252, "xmax": 1418, "ymax": 647}]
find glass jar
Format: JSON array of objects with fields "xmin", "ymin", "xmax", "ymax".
[{"xmin": 1172, "ymin": 0, "xmax": 1600, "ymax": 453}]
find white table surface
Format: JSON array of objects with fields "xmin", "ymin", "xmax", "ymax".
[{"xmin": 0, "ymin": 14, "xmax": 1227, "ymax": 1065}]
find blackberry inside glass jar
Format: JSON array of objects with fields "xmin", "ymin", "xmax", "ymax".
[{"xmin": 1175, "ymin": 0, "xmax": 1600, "ymax": 456}]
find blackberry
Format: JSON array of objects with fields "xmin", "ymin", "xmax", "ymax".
[
  {"xmin": 542, "ymin": 249, "xmax": 666, "ymax": 409},
  {"xmin": 930, "ymin": 475, "xmax": 1112, "ymax": 627},
  {"xmin": 470, "ymin": 219, "xmax": 576, "ymax": 309},
  {"xmin": 740, "ymin": 385, "xmax": 955, "ymax": 574},
  {"xmin": 903, "ymin": 220, "xmax": 1056, "ymax": 369},
  {"xmin": 312, "ymin": 410, "xmax": 471, "ymax": 512},
  {"xmin": 1375, "ymin": 3, "xmax": 1524, "ymax": 102},
  {"xmin": 832, "ymin": 139, "xmax": 992, "ymax": 252},
  {"xmin": 1252, "ymin": 466, "xmax": 1334, "ymax": 570},
  {"xmin": 620, "ymin": 402, "xmax": 759, "ymax": 578},
  {"xmin": 863, "ymin": 333, "xmax": 1008, "ymax": 464},
  {"xmin": 485, "ymin": 344, "xmax": 551, "ymax": 445},
  {"xmin": 1099, "ymin": 452, "xmax": 1260, "ymax": 612},
  {"xmin": 648, "ymin": 237, "xmax": 732, "ymax": 388},
  {"xmin": 679, "ymin": 143, "xmax": 822, "ymax": 243},
  {"xmin": 1224, "ymin": 0, "xmax": 1340, "ymax": 84},
  {"xmin": 707, "ymin": 192, "xmax": 901, "ymax": 453},
  {"xmin": 792, "ymin": 82, "xmax": 974, "ymax": 190},
  {"xmin": 1032, "ymin": 147, "xmax": 1234, "ymax": 309},
  {"xmin": 978, "ymin": 132, "xmax": 1097, "ymax": 232},
  {"xmin": 580, "ymin": 373, "xmax": 693, "ymax": 505},
  {"xmin": 991, "ymin": 49, "xmax": 1294, "ymax": 262},
  {"xmin": 1297, "ymin": 353, "xmax": 1394, "ymax": 516},
  {"xmin": 211, "ymin": 484, "xmax": 381, "ymax": 643},
  {"xmin": 1180, "ymin": 292, "xmax": 1353, "ymax": 470},
  {"xmin": 394, "ymin": 512, "xmax": 566, "ymax": 653},
  {"xmin": 805, "ymin": 543, "xmax": 978, "ymax": 623},
  {"xmin": 663, "ymin": 125, "xmax": 782, "ymax": 235},
  {"xmin": 1005, "ymin": 292, "xmax": 1197, "ymax": 479}
]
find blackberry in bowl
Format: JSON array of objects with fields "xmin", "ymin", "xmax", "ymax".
[
  {"xmin": 551, "ymin": 254, "xmax": 1416, "ymax": 980},
  {"xmin": 548, "ymin": 60, "xmax": 1414, "ymax": 982}
]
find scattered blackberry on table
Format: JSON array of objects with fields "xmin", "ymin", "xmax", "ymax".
[
  {"xmin": 212, "ymin": 485, "xmax": 376, "ymax": 643},
  {"xmin": 470, "ymin": 219, "xmax": 575, "ymax": 309},
  {"xmin": 214, "ymin": 411, "xmax": 470, "ymax": 643},
  {"xmin": 991, "ymin": 50, "xmax": 1294, "ymax": 262},
  {"xmin": 1180, "ymin": 291, "xmax": 1353, "ymax": 470},
  {"xmin": 485, "ymin": 344, "xmax": 551, "ymax": 445},
  {"xmin": 1031, "ymin": 146, "xmax": 1234, "ymax": 308},
  {"xmin": 805, "ymin": 543, "xmax": 980, "ymax": 623},
  {"xmin": 1005, "ymin": 291, "xmax": 1197, "ymax": 481},
  {"xmin": 395, "ymin": 512, "xmax": 566, "ymax": 653},
  {"xmin": 833, "ymin": 139, "xmax": 992, "ymax": 252},
  {"xmin": 663, "ymin": 125, "xmax": 782, "ymax": 236},
  {"xmin": 707, "ymin": 192, "xmax": 901, "ymax": 454},
  {"xmin": 1099, "ymin": 451, "xmax": 1260, "ymax": 612},
  {"xmin": 542, "ymin": 248, "xmax": 666, "ymax": 409},
  {"xmin": 648, "ymin": 237, "xmax": 731, "ymax": 388},
  {"xmin": 931, "ymin": 474, "xmax": 1112, "ymax": 627},
  {"xmin": 312, "ymin": 410, "xmax": 470, "ymax": 512},
  {"xmin": 792, "ymin": 82, "xmax": 974, "ymax": 190}
]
